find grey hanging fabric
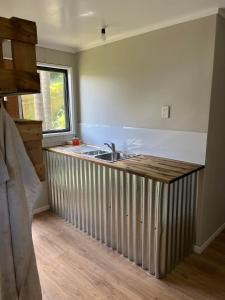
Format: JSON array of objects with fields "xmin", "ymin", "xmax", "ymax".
[{"xmin": 0, "ymin": 102, "xmax": 42, "ymax": 300}]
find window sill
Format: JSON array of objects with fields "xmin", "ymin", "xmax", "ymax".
[
  {"xmin": 42, "ymin": 131, "xmax": 74, "ymax": 148},
  {"xmin": 43, "ymin": 131, "xmax": 74, "ymax": 138}
]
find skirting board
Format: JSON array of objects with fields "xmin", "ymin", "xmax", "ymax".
[
  {"xmin": 194, "ymin": 222, "xmax": 225, "ymax": 254},
  {"xmin": 34, "ymin": 205, "xmax": 50, "ymax": 215}
]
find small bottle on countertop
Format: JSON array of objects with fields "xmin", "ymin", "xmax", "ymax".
[{"xmin": 72, "ymin": 136, "xmax": 80, "ymax": 146}]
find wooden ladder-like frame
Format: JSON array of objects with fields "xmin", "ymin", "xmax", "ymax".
[{"xmin": 0, "ymin": 16, "xmax": 40, "ymax": 96}]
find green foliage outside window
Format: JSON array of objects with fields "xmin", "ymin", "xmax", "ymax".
[{"xmin": 21, "ymin": 68, "xmax": 69, "ymax": 132}]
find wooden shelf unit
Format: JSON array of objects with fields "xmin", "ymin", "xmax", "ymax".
[
  {"xmin": 0, "ymin": 16, "xmax": 44, "ymax": 180},
  {"xmin": 0, "ymin": 16, "xmax": 40, "ymax": 96}
]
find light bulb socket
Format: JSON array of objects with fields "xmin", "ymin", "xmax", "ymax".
[{"xmin": 101, "ymin": 27, "xmax": 106, "ymax": 41}]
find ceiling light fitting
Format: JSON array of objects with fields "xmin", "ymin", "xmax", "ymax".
[{"xmin": 101, "ymin": 26, "xmax": 106, "ymax": 41}]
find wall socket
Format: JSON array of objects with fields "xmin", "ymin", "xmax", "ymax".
[{"xmin": 161, "ymin": 105, "xmax": 170, "ymax": 119}]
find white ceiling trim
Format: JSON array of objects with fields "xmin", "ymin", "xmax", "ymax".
[
  {"xmin": 79, "ymin": 7, "xmax": 218, "ymax": 52},
  {"xmin": 37, "ymin": 42, "xmax": 77, "ymax": 54}
]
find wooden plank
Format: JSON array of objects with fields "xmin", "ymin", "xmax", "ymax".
[
  {"xmin": 14, "ymin": 119, "xmax": 42, "ymax": 124},
  {"xmin": 15, "ymin": 119, "xmax": 44, "ymax": 181},
  {"xmin": 3, "ymin": 58, "xmax": 13, "ymax": 70},
  {"xmin": 15, "ymin": 121, "xmax": 42, "ymax": 142},
  {"xmin": 4, "ymin": 96, "xmax": 19, "ymax": 118},
  {"xmin": 14, "ymin": 70, "xmax": 40, "ymax": 95},
  {"xmin": 11, "ymin": 41, "xmax": 37, "ymax": 73},
  {"xmin": 0, "ymin": 68, "xmax": 17, "ymax": 94},
  {"xmin": 0, "ymin": 17, "xmax": 37, "ymax": 44},
  {"xmin": 0, "ymin": 40, "xmax": 3, "ymax": 67},
  {"xmin": 14, "ymin": 70, "xmax": 40, "ymax": 94},
  {"xmin": 11, "ymin": 17, "xmax": 38, "ymax": 44},
  {"xmin": 0, "ymin": 17, "xmax": 40, "ymax": 96},
  {"xmin": 2, "ymin": 59, "xmax": 20, "ymax": 118},
  {"xmin": 0, "ymin": 68, "xmax": 40, "ymax": 96},
  {"xmin": 24, "ymin": 140, "xmax": 43, "ymax": 164},
  {"xmin": 34, "ymin": 163, "xmax": 45, "ymax": 181}
]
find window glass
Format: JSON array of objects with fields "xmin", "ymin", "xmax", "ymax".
[{"xmin": 21, "ymin": 66, "xmax": 70, "ymax": 133}]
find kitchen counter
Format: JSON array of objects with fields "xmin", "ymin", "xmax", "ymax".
[
  {"xmin": 44, "ymin": 145, "xmax": 203, "ymax": 278},
  {"xmin": 45, "ymin": 145, "xmax": 204, "ymax": 183}
]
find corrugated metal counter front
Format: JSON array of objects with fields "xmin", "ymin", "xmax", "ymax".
[{"xmin": 43, "ymin": 148, "xmax": 202, "ymax": 278}]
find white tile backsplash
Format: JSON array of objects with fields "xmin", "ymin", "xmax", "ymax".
[{"xmin": 80, "ymin": 123, "xmax": 207, "ymax": 164}]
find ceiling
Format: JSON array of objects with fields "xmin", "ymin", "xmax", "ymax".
[{"xmin": 0, "ymin": 0, "xmax": 225, "ymax": 52}]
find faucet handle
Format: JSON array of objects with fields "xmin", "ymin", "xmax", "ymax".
[
  {"xmin": 104, "ymin": 142, "xmax": 111, "ymax": 148},
  {"xmin": 104, "ymin": 142, "xmax": 116, "ymax": 152}
]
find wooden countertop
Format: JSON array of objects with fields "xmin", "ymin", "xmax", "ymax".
[{"xmin": 45, "ymin": 146, "xmax": 204, "ymax": 183}]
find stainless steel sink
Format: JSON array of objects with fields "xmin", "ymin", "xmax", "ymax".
[
  {"xmin": 82, "ymin": 150, "xmax": 108, "ymax": 156},
  {"xmin": 95, "ymin": 152, "xmax": 135, "ymax": 162}
]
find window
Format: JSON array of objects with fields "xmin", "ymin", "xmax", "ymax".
[{"xmin": 21, "ymin": 66, "xmax": 70, "ymax": 133}]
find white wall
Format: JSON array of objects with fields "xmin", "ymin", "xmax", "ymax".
[
  {"xmin": 77, "ymin": 16, "xmax": 216, "ymax": 164},
  {"xmin": 77, "ymin": 16, "xmax": 216, "ymax": 132},
  {"xmin": 80, "ymin": 123, "xmax": 207, "ymax": 164},
  {"xmin": 196, "ymin": 11, "xmax": 225, "ymax": 246}
]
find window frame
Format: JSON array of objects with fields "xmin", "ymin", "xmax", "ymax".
[{"xmin": 20, "ymin": 64, "xmax": 74, "ymax": 136}]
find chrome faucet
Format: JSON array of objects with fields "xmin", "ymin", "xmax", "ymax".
[
  {"xmin": 104, "ymin": 142, "xmax": 116, "ymax": 153},
  {"xmin": 104, "ymin": 142, "xmax": 116, "ymax": 160}
]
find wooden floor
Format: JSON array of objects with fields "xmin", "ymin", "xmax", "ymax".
[{"xmin": 33, "ymin": 212, "xmax": 225, "ymax": 300}]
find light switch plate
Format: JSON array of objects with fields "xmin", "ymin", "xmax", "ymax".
[{"xmin": 161, "ymin": 105, "xmax": 170, "ymax": 119}]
